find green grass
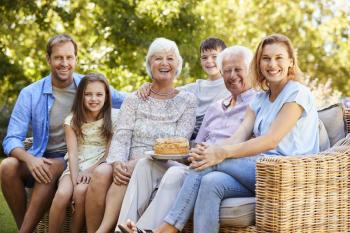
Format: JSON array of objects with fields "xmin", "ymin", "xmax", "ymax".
[{"xmin": 0, "ymin": 158, "xmax": 17, "ymax": 233}]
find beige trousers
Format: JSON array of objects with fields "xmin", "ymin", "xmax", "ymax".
[{"xmin": 116, "ymin": 157, "xmax": 189, "ymax": 230}]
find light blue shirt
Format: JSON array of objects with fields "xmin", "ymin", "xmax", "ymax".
[
  {"xmin": 178, "ymin": 78, "xmax": 230, "ymax": 116},
  {"xmin": 250, "ymin": 80, "xmax": 319, "ymax": 156},
  {"xmin": 3, "ymin": 73, "xmax": 127, "ymax": 157}
]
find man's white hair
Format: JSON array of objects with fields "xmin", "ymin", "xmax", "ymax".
[
  {"xmin": 216, "ymin": 45, "xmax": 253, "ymax": 71},
  {"xmin": 145, "ymin": 38, "xmax": 183, "ymax": 78}
]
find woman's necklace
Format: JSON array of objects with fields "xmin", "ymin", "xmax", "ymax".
[{"xmin": 150, "ymin": 87, "xmax": 175, "ymax": 96}]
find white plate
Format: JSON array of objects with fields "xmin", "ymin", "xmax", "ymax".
[{"xmin": 145, "ymin": 150, "xmax": 189, "ymax": 160}]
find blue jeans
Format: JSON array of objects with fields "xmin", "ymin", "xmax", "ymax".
[{"xmin": 163, "ymin": 155, "xmax": 266, "ymax": 232}]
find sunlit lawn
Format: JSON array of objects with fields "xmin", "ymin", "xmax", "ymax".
[{"xmin": 0, "ymin": 157, "xmax": 17, "ymax": 233}]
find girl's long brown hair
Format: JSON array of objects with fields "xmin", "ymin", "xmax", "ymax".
[
  {"xmin": 70, "ymin": 73, "xmax": 113, "ymax": 142},
  {"xmin": 250, "ymin": 34, "xmax": 303, "ymax": 91}
]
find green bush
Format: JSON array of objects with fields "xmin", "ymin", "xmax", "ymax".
[{"xmin": 0, "ymin": 105, "xmax": 12, "ymax": 157}]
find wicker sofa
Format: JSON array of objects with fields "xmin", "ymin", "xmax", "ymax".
[
  {"xmin": 32, "ymin": 103, "xmax": 350, "ymax": 232},
  {"xmin": 183, "ymin": 103, "xmax": 350, "ymax": 233}
]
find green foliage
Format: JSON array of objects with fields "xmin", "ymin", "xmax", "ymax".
[
  {"xmin": 82, "ymin": 0, "xmax": 203, "ymax": 88},
  {"xmin": 195, "ymin": 0, "xmax": 350, "ymax": 95},
  {"xmin": 0, "ymin": 0, "xmax": 349, "ymax": 146},
  {"xmin": 77, "ymin": 0, "xmax": 350, "ymax": 95},
  {"xmin": 1, "ymin": 0, "xmax": 349, "ymax": 103},
  {"xmin": 0, "ymin": 107, "xmax": 11, "ymax": 156}
]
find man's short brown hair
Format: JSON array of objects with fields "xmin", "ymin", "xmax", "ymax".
[{"xmin": 46, "ymin": 34, "xmax": 78, "ymax": 57}]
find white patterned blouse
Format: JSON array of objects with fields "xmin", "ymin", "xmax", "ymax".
[{"xmin": 106, "ymin": 91, "xmax": 196, "ymax": 163}]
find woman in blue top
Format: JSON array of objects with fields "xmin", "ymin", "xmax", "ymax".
[{"xmin": 118, "ymin": 34, "xmax": 319, "ymax": 233}]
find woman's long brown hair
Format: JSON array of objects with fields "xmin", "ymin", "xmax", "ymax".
[{"xmin": 70, "ymin": 73, "xmax": 113, "ymax": 142}]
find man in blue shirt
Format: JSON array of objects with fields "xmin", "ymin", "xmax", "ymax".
[{"xmin": 0, "ymin": 34, "xmax": 126, "ymax": 233}]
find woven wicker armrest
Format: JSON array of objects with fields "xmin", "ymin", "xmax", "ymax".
[
  {"xmin": 343, "ymin": 103, "xmax": 350, "ymax": 134},
  {"xmin": 255, "ymin": 135, "xmax": 350, "ymax": 232}
]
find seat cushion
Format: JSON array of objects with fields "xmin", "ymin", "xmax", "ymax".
[
  {"xmin": 219, "ymin": 197, "xmax": 255, "ymax": 227},
  {"xmin": 318, "ymin": 104, "xmax": 346, "ymax": 146},
  {"xmin": 318, "ymin": 119, "xmax": 330, "ymax": 151}
]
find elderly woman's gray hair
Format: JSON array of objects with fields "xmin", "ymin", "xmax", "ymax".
[
  {"xmin": 145, "ymin": 38, "xmax": 183, "ymax": 78},
  {"xmin": 216, "ymin": 45, "xmax": 253, "ymax": 72}
]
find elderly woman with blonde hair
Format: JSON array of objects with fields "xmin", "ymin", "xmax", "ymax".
[{"xmin": 84, "ymin": 38, "xmax": 196, "ymax": 233}]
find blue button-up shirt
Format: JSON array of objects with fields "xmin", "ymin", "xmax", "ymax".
[{"xmin": 3, "ymin": 73, "xmax": 127, "ymax": 157}]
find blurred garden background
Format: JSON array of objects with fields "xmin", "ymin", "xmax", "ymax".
[{"xmin": 0, "ymin": 0, "xmax": 350, "ymax": 231}]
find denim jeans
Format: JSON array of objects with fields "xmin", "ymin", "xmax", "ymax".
[{"xmin": 163, "ymin": 155, "xmax": 266, "ymax": 232}]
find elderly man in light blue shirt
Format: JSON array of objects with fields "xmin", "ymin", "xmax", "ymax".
[{"xmin": 0, "ymin": 34, "xmax": 126, "ymax": 233}]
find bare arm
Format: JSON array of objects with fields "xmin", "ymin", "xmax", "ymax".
[
  {"xmin": 219, "ymin": 107, "xmax": 256, "ymax": 145},
  {"xmin": 65, "ymin": 124, "xmax": 79, "ymax": 186},
  {"xmin": 191, "ymin": 102, "xmax": 303, "ymax": 170},
  {"xmin": 223, "ymin": 102, "xmax": 303, "ymax": 158}
]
